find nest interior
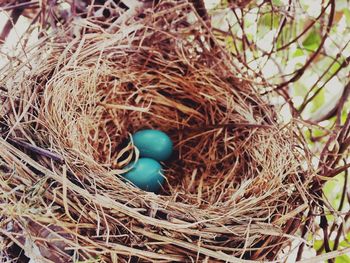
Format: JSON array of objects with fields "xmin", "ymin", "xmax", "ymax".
[{"xmin": 0, "ymin": 1, "xmax": 315, "ymax": 262}]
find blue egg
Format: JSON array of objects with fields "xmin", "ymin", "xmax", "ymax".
[
  {"xmin": 123, "ymin": 158, "xmax": 164, "ymax": 192},
  {"xmin": 132, "ymin": 129, "xmax": 173, "ymax": 161}
]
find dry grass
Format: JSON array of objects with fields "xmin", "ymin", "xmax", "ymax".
[{"xmin": 0, "ymin": 1, "xmax": 316, "ymax": 262}]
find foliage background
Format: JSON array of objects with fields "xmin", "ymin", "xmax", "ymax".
[{"xmin": 206, "ymin": 0, "xmax": 350, "ymax": 261}]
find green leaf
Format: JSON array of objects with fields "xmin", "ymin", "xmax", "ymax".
[
  {"xmin": 326, "ymin": 213, "xmax": 334, "ymax": 222},
  {"xmin": 313, "ymin": 239, "xmax": 324, "ymax": 252},
  {"xmin": 302, "ymin": 30, "xmax": 321, "ymax": 51},
  {"xmin": 293, "ymin": 48, "xmax": 305, "ymax": 57},
  {"xmin": 339, "ymin": 239, "xmax": 350, "ymax": 248},
  {"xmin": 276, "ymin": 24, "xmax": 294, "ymax": 49},
  {"xmin": 335, "ymin": 254, "xmax": 350, "ymax": 263},
  {"xmin": 310, "ymin": 88, "xmax": 325, "ymax": 113},
  {"xmin": 307, "ymin": 232, "xmax": 314, "ymax": 242},
  {"xmin": 323, "ymin": 173, "xmax": 345, "ymax": 209},
  {"xmin": 296, "ymin": 61, "xmax": 306, "ymax": 67},
  {"xmin": 341, "ymin": 105, "xmax": 350, "ymax": 124},
  {"xmin": 258, "ymin": 12, "xmax": 280, "ymax": 31},
  {"xmin": 313, "ymin": 128, "xmax": 326, "ymax": 138},
  {"xmin": 225, "ymin": 36, "xmax": 239, "ymax": 53},
  {"xmin": 329, "ymin": 61, "xmax": 341, "ymax": 75},
  {"xmin": 272, "ymin": 0, "xmax": 282, "ymax": 5},
  {"xmin": 246, "ymin": 33, "xmax": 254, "ymax": 42},
  {"xmin": 343, "ymin": 8, "xmax": 350, "ymax": 25},
  {"xmin": 338, "ymin": 231, "xmax": 350, "ymax": 248},
  {"xmin": 293, "ymin": 82, "xmax": 308, "ymax": 97}
]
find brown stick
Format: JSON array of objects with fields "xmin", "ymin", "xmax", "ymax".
[
  {"xmin": 190, "ymin": 0, "xmax": 208, "ymax": 21},
  {"xmin": 0, "ymin": 8, "xmax": 24, "ymax": 44},
  {"xmin": 7, "ymin": 138, "xmax": 64, "ymax": 163},
  {"xmin": 0, "ymin": 1, "xmax": 38, "ymax": 11}
]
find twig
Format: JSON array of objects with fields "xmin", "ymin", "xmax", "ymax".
[
  {"xmin": 326, "ymin": 163, "xmax": 350, "ymax": 178},
  {"xmin": 0, "ymin": 1, "xmax": 39, "ymax": 11},
  {"xmin": 265, "ymin": 0, "xmax": 335, "ymax": 94},
  {"xmin": 186, "ymin": 122, "xmax": 273, "ymax": 134},
  {"xmin": 319, "ymin": 213, "xmax": 332, "ymax": 263},
  {"xmin": 275, "ymin": 1, "xmax": 329, "ymax": 52},
  {"xmin": 190, "ymin": 0, "xmax": 208, "ymax": 21},
  {"xmin": 0, "ymin": 1, "xmax": 30, "ymax": 44},
  {"xmin": 7, "ymin": 138, "xmax": 64, "ymax": 163},
  {"xmin": 296, "ymin": 209, "xmax": 314, "ymax": 261},
  {"xmin": 298, "ymin": 247, "xmax": 350, "ymax": 263},
  {"xmin": 314, "ymin": 80, "xmax": 350, "ymax": 123},
  {"xmin": 338, "ymin": 168, "xmax": 348, "ymax": 212},
  {"xmin": 301, "ymin": 55, "xmax": 350, "ymax": 116},
  {"xmin": 270, "ymin": 0, "xmax": 292, "ymax": 54}
]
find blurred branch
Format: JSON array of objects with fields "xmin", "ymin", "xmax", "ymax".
[
  {"xmin": 271, "ymin": 0, "xmax": 292, "ymax": 52},
  {"xmin": 275, "ymin": 4, "xmax": 324, "ymax": 52},
  {"xmin": 190, "ymin": 0, "xmax": 208, "ymax": 21},
  {"xmin": 316, "ymin": 164, "xmax": 349, "ymax": 255},
  {"xmin": 320, "ymin": 213, "xmax": 333, "ymax": 263},
  {"xmin": 296, "ymin": 209, "xmax": 314, "ymax": 261},
  {"xmin": 228, "ymin": 0, "xmax": 253, "ymax": 8},
  {"xmin": 337, "ymin": 165, "xmax": 348, "ymax": 213},
  {"xmin": 311, "ymin": 114, "xmax": 350, "ymax": 260},
  {"xmin": 267, "ymin": 0, "xmax": 335, "ymax": 94},
  {"xmin": 332, "ymin": 169, "xmax": 348, "ymax": 251},
  {"xmin": 0, "ymin": 1, "xmax": 38, "ymax": 11},
  {"xmin": 326, "ymin": 163, "xmax": 350, "ymax": 178},
  {"xmin": 311, "ymin": 80, "xmax": 350, "ymax": 123},
  {"xmin": 298, "ymin": 81, "xmax": 350, "ymax": 262},
  {"xmin": 301, "ymin": 53, "xmax": 350, "ymax": 117},
  {"xmin": 0, "ymin": 0, "xmax": 31, "ymax": 44}
]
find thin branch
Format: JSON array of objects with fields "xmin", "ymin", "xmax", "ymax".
[
  {"xmin": 301, "ymin": 55, "xmax": 350, "ymax": 116},
  {"xmin": 7, "ymin": 138, "xmax": 64, "ymax": 163},
  {"xmin": 296, "ymin": 209, "xmax": 314, "ymax": 261},
  {"xmin": 312, "ymin": 80, "xmax": 350, "ymax": 123},
  {"xmin": 275, "ymin": 1, "xmax": 329, "ymax": 52},
  {"xmin": 265, "ymin": 0, "xmax": 335, "ymax": 94},
  {"xmin": 0, "ymin": 1, "xmax": 38, "ymax": 11},
  {"xmin": 190, "ymin": 0, "xmax": 209, "ymax": 21},
  {"xmin": 326, "ymin": 163, "xmax": 350, "ymax": 178},
  {"xmin": 0, "ymin": 1, "xmax": 29, "ymax": 44},
  {"xmin": 332, "ymin": 171, "xmax": 348, "ymax": 251},
  {"xmin": 319, "ymin": 213, "xmax": 333, "ymax": 263},
  {"xmin": 299, "ymin": 247, "xmax": 350, "ymax": 263}
]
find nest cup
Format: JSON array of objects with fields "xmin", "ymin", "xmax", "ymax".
[{"xmin": 0, "ymin": 1, "xmax": 314, "ymax": 262}]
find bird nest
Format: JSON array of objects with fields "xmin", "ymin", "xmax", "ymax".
[{"xmin": 0, "ymin": 1, "xmax": 315, "ymax": 262}]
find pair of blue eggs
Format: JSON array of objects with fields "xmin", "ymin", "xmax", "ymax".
[{"xmin": 123, "ymin": 129, "xmax": 173, "ymax": 193}]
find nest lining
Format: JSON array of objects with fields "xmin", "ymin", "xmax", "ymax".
[
  {"xmin": 0, "ymin": 1, "xmax": 315, "ymax": 262},
  {"xmin": 41, "ymin": 29, "xmax": 299, "ymax": 205}
]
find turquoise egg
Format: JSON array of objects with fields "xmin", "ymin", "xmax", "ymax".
[
  {"xmin": 133, "ymin": 129, "xmax": 173, "ymax": 161},
  {"xmin": 123, "ymin": 158, "xmax": 164, "ymax": 192}
]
